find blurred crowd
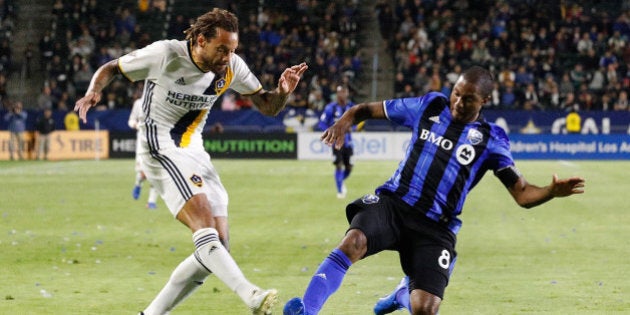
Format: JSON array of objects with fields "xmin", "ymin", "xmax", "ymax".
[
  {"xmin": 378, "ymin": 0, "xmax": 630, "ymax": 111},
  {"xmin": 21, "ymin": 0, "xmax": 630, "ymax": 115},
  {"xmin": 0, "ymin": 0, "xmax": 15, "ymax": 108},
  {"xmin": 33, "ymin": 0, "xmax": 363, "ymax": 115}
]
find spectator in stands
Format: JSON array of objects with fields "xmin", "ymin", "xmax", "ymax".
[
  {"xmin": 500, "ymin": 85, "xmax": 517, "ymax": 109},
  {"xmin": 560, "ymin": 92, "xmax": 581, "ymax": 112},
  {"xmin": 0, "ymin": 38, "xmax": 11, "ymax": 73},
  {"xmin": 3, "ymin": 101, "xmax": 27, "ymax": 160},
  {"xmin": 515, "ymin": 65, "xmax": 534, "ymax": 88},
  {"xmin": 308, "ymin": 88, "xmax": 326, "ymax": 112},
  {"xmin": 522, "ymin": 83, "xmax": 541, "ymax": 110},
  {"xmin": 73, "ymin": 62, "xmax": 95, "ymax": 97},
  {"xmin": 558, "ymin": 73, "xmax": 575, "ymax": 100},
  {"xmin": 0, "ymin": 73, "xmax": 7, "ymax": 106},
  {"xmin": 37, "ymin": 85, "xmax": 54, "ymax": 110},
  {"xmin": 35, "ymin": 108, "xmax": 56, "ymax": 160},
  {"xmin": 588, "ymin": 67, "xmax": 606, "ymax": 94},
  {"xmin": 614, "ymin": 90, "xmax": 629, "ymax": 111}
]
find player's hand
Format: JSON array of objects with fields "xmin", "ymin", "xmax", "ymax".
[
  {"xmin": 74, "ymin": 91, "xmax": 101, "ymax": 124},
  {"xmin": 277, "ymin": 63, "xmax": 308, "ymax": 95},
  {"xmin": 549, "ymin": 174, "xmax": 585, "ymax": 197},
  {"xmin": 321, "ymin": 121, "xmax": 352, "ymax": 150}
]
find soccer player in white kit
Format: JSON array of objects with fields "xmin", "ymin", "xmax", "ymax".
[
  {"xmin": 128, "ymin": 94, "xmax": 159, "ymax": 209},
  {"xmin": 74, "ymin": 8, "xmax": 308, "ymax": 315}
]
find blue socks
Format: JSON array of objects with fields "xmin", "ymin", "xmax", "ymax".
[
  {"xmin": 303, "ymin": 249, "xmax": 352, "ymax": 314},
  {"xmin": 397, "ymin": 280, "xmax": 411, "ymax": 311},
  {"xmin": 334, "ymin": 170, "xmax": 344, "ymax": 193}
]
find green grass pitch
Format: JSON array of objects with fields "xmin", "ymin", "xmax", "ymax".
[{"xmin": 1, "ymin": 159, "xmax": 628, "ymax": 314}]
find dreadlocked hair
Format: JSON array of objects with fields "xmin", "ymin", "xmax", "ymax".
[{"xmin": 184, "ymin": 8, "xmax": 239, "ymax": 43}]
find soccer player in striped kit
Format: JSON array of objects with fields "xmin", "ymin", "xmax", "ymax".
[
  {"xmin": 318, "ymin": 85, "xmax": 356, "ymax": 199},
  {"xmin": 74, "ymin": 8, "xmax": 307, "ymax": 315},
  {"xmin": 283, "ymin": 66, "xmax": 585, "ymax": 315}
]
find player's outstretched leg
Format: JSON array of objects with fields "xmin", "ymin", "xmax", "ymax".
[
  {"xmin": 283, "ymin": 297, "xmax": 306, "ymax": 315},
  {"xmin": 373, "ymin": 276, "xmax": 409, "ymax": 315},
  {"xmin": 133, "ymin": 171, "xmax": 144, "ymax": 200},
  {"xmin": 142, "ymin": 255, "xmax": 209, "ymax": 314},
  {"xmin": 193, "ymin": 227, "xmax": 278, "ymax": 314},
  {"xmin": 283, "ymin": 248, "xmax": 352, "ymax": 315},
  {"xmin": 250, "ymin": 289, "xmax": 279, "ymax": 315},
  {"xmin": 146, "ymin": 186, "xmax": 158, "ymax": 209},
  {"xmin": 335, "ymin": 170, "xmax": 346, "ymax": 198},
  {"xmin": 132, "ymin": 185, "xmax": 142, "ymax": 200}
]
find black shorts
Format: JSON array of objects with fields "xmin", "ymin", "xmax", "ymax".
[
  {"xmin": 346, "ymin": 192, "xmax": 457, "ymax": 299},
  {"xmin": 332, "ymin": 146, "xmax": 353, "ymax": 166}
]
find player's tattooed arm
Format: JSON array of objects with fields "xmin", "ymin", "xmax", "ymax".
[
  {"xmin": 74, "ymin": 59, "xmax": 121, "ymax": 123},
  {"xmin": 250, "ymin": 63, "xmax": 308, "ymax": 116},
  {"xmin": 249, "ymin": 89, "xmax": 291, "ymax": 116}
]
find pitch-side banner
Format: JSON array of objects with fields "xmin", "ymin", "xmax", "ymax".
[
  {"xmin": 203, "ymin": 132, "xmax": 297, "ymax": 159},
  {"xmin": 0, "ymin": 130, "xmax": 108, "ymax": 160},
  {"xmin": 298, "ymin": 132, "xmax": 411, "ymax": 160},
  {"xmin": 297, "ymin": 132, "xmax": 630, "ymax": 160},
  {"xmin": 509, "ymin": 134, "xmax": 630, "ymax": 160}
]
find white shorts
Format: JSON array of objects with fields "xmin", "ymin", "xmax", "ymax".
[{"xmin": 140, "ymin": 147, "xmax": 228, "ymax": 217}]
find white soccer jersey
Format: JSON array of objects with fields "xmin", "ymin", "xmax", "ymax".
[{"xmin": 119, "ymin": 39, "xmax": 262, "ymax": 153}]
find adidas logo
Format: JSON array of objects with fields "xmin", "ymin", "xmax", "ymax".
[
  {"xmin": 429, "ymin": 115, "xmax": 440, "ymax": 124},
  {"xmin": 175, "ymin": 77, "xmax": 186, "ymax": 85},
  {"xmin": 315, "ymin": 273, "xmax": 327, "ymax": 280}
]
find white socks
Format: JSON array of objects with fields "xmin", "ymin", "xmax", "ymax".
[
  {"xmin": 143, "ymin": 255, "xmax": 208, "ymax": 315},
  {"xmin": 148, "ymin": 187, "xmax": 158, "ymax": 204},
  {"xmin": 135, "ymin": 172, "xmax": 144, "ymax": 186},
  {"xmin": 143, "ymin": 228, "xmax": 260, "ymax": 314},
  {"xmin": 192, "ymin": 228, "xmax": 260, "ymax": 308}
]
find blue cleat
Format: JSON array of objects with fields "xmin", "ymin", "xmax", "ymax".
[
  {"xmin": 132, "ymin": 185, "xmax": 141, "ymax": 200},
  {"xmin": 373, "ymin": 277, "xmax": 408, "ymax": 315},
  {"xmin": 283, "ymin": 297, "xmax": 305, "ymax": 315},
  {"xmin": 146, "ymin": 202, "xmax": 157, "ymax": 209}
]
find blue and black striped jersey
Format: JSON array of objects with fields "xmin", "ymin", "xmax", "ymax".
[{"xmin": 376, "ymin": 92, "xmax": 515, "ymax": 234}]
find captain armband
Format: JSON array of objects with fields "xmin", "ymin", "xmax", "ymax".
[{"xmin": 495, "ymin": 165, "xmax": 522, "ymax": 188}]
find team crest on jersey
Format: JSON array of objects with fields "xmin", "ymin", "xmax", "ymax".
[
  {"xmin": 361, "ymin": 194, "xmax": 380, "ymax": 204},
  {"xmin": 190, "ymin": 174, "xmax": 203, "ymax": 187},
  {"xmin": 215, "ymin": 78, "xmax": 226, "ymax": 91},
  {"xmin": 466, "ymin": 129, "xmax": 483, "ymax": 145}
]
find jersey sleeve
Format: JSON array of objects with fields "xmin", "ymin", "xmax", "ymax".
[
  {"xmin": 318, "ymin": 104, "xmax": 333, "ymax": 130},
  {"xmin": 488, "ymin": 124, "xmax": 516, "ymax": 170},
  {"xmin": 383, "ymin": 93, "xmax": 442, "ymax": 128},
  {"xmin": 227, "ymin": 54, "xmax": 262, "ymax": 95},
  {"xmin": 118, "ymin": 41, "xmax": 170, "ymax": 82}
]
